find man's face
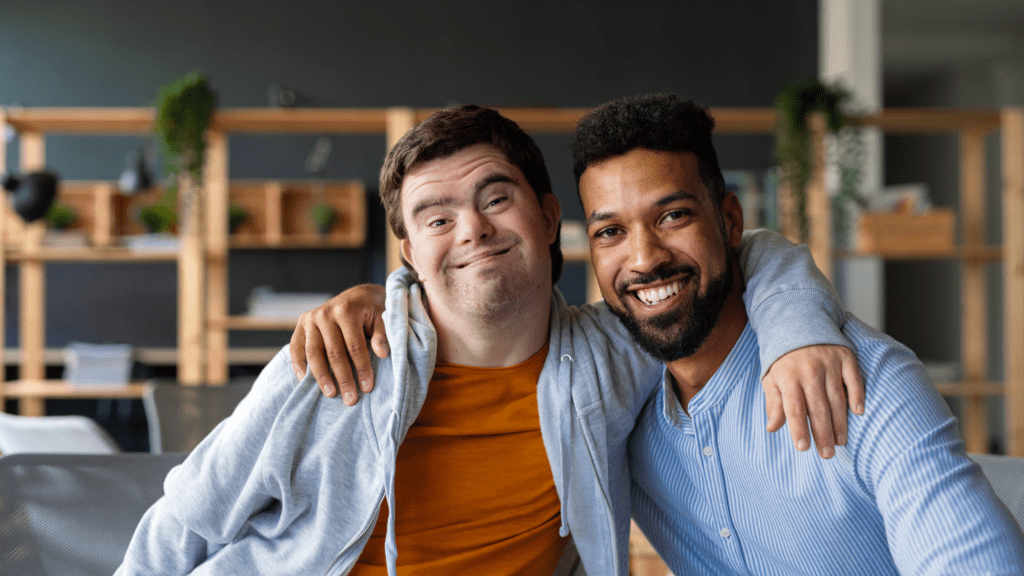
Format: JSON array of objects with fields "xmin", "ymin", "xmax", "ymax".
[
  {"xmin": 580, "ymin": 148, "xmax": 743, "ymax": 362},
  {"xmin": 400, "ymin": 143, "xmax": 561, "ymax": 319}
]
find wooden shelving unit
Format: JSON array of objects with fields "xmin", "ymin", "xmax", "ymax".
[
  {"xmin": 2, "ymin": 106, "xmax": 1022, "ymax": 461},
  {"xmin": 805, "ymin": 109, "xmax": 1024, "ymax": 457}
]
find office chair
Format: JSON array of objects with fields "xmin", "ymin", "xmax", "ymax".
[
  {"xmin": 142, "ymin": 379, "xmax": 254, "ymax": 453},
  {"xmin": 0, "ymin": 452, "xmax": 186, "ymax": 576}
]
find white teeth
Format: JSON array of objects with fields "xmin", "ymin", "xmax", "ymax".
[{"xmin": 637, "ymin": 280, "xmax": 683, "ymax": 306}]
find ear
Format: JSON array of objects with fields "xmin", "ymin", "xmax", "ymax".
[
  {"xmin": 541, "ymin": 193, "xmax": 562, "ymax": 244},
  {"xmin": 400, "ymin": 238, "xmax": 420, "ymax": 279},
  {"xmin": 720, "ymin": 191, "xmax": 744, "ymax": 249}
]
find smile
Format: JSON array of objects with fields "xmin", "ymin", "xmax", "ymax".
[
  {"xmin": 456, "ymin": 247, "xmax": 512, "ymax": 268},
  {"xmin": 633, "ymin": 279, "xmax": 686, "ymax": 306}
]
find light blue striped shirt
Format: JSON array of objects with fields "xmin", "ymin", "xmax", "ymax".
[{"xmin": 629, "ymin": 316, "xmax": 1024, "ymax": 575}]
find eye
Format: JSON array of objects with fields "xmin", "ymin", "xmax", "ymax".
[
  {"xmin": 594, "ymin": 227, "xmax": 622, "ymax": 239},
  {"xmin": 662, "ymin": 208, "xmax": 691, "ymax": 223},
  {"xmin": 486, "ymin": 196, "xmax": 508, "ymax": 209},
  {"xmin": 428, "ymin": 217, "xmax": 450, "ymax": 228}
]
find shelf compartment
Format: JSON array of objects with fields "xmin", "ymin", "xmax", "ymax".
[{"xmin": 228, "ymin": 179, "xmax": 366, "ymax": 248}]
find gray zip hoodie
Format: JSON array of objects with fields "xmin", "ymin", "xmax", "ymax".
[{"xmin": 116, "ymin": 229, "xmax": 848, "ymax": 575}]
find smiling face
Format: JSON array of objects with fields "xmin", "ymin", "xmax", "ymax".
[
  {"xmin": 581, "ymin": 148, "xmax": 743, "ymax": 362},
  {"xmin": 399, "ymin": 143, "xmax": 561, "ymax": 321}
]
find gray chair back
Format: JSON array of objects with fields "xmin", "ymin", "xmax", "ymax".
[
  {"xmin": 0, "ymin": 452, "xmax": 186, "ymax": 576},
  {"xmin": 143, "ymin": 379, "xmax": 254, "ymax": 454},
  {"xmin": 969, "ymin": 452, "xmax": 1024, "ymax": 527}
]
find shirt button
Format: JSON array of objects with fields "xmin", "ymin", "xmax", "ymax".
[
  {"xmin": 702, "ymin": 446, "xmax": 713, "ymax": 457},
  {"xmin": 720, "ymin": 528, "xmax": 731, "ymax": 539}
]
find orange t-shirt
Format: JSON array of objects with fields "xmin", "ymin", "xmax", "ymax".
[{"xmin": 350, "ymin": 345, "xmax": 567, "ymax": 575}]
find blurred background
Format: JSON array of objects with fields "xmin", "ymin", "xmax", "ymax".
[{"xmin": 2, "ymin": 0, "xmax": 1023, "ymax": 453}]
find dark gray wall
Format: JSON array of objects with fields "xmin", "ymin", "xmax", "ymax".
[{"xmin": 2, "ymin": 0, "xmax": 819, "ymax": 350}]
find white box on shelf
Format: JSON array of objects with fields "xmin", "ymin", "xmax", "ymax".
[
  {"xmin": 63, "ymin": 342, "xmax": 134, "ymax": 386},
  {"xmin": 246, "ymin": 286, "xmax": 332, "ymax": 319}
]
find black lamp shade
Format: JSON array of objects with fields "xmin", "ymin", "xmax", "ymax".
[{"xmin": 2, "ymin": 171, "xmax": 59, "ymax": 223}]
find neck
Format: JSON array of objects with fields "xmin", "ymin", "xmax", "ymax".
[
  {"xmin": 666, "ymin": 260, "xmax": 748, "ymax": 412},
  {"xmin": 427, "ymin": 283, "xmax": 553, "ymax": 367}
]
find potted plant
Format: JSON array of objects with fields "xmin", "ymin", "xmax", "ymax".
[
  {"xmin": 310, "ymin": 203, "xmax": 338, "ymax": 235},
  {"xmin": 153, "ymin": 71, "xmax": 217, "ymax": 232},
  {"xmin": 229, "ymin": 204, "xmax": 249, "ymax": 234},
  {"xmin": 138, "ymin": 204, "xmax": 177, "ymax": 234},
  {"xmin": 44, "ymin": 202, "xmax": 77, "ymax": 230},
  {"xmin": 774, "ymin": 79, "xmax": 865, "ymax": 245}
]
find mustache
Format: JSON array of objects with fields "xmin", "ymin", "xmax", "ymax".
[{"xmin": 615, "ymin": 264, "xmax": 697, "ymax": 299}]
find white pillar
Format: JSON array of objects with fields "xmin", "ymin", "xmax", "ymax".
[{"xmin": 820, "ymin": 0, "xmax": 885, "ymax": 330}]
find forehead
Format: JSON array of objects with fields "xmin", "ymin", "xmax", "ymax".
[
  {"xmin": 400, "ymin": 143, "xmax": 522, "ymax": 206},
  {"xmin": 579, "ymin": 148, "xmax": 705, "ymax": 214}
]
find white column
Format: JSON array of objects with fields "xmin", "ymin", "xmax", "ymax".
[{"xmin": 820, "ymin": 0, "xmax": 885, "ymax": 330}]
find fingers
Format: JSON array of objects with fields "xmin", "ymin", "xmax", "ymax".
[
  {"xmin": 334, "ymin": 307, "xmax": 374, "ymax": 395},
  {"xmin": 778, "ymin": 380, "xmax": 812, "ymax": 454},
  {"xmin": 842, "ymin": 348, "xmax": 866, "ymax": 416},
  {"xmin": 289, "ymin": 321, "xmax": 308, "ymax": 381},
  {"xmin": 302, "ymin": 316, "xmax": 341, "ymax": 400},
  {"xmin": 762, "ymin": 373, "xmax": 785, "ymax": 433},
  {"xmin": 369, "ymin": 314, "xmax": 390, "ymax": 361},
  {"xmin": 826, "ymin": 363, "xmax": 848, "ymax": 447},
  {"xmin": 315, "ymin": 310, "xmax": 360, "ymax": 406},
  {"xmin": 801, "ymin": 361, "xmax": 837, "ymax": 459}
]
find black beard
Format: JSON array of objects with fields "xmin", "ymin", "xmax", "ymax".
[{"xmin": 609, "ymin": 258, "xmax": 733, "ymax": 363}]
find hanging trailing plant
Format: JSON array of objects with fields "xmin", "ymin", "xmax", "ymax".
[{"xmin": 774, "ymin": 79, "xmax": 865, "ymax": 244}]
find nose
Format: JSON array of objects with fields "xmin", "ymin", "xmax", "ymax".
[
  {"xmin": 626, "ymin": 226, "xmax": 671, "ymax": 274},
  {"xmin": 456, "ymin": 209, "xmax": 495, "ymax": 245}
]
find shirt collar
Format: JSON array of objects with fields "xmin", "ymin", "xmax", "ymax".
[{"xmin": 657, "ymin": 323, "xmax": 759, "ymax": 426}]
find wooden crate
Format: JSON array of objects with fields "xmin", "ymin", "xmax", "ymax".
[{"xmin": 857, "ymin": 208, "xmax": 955, "ymax": 254}]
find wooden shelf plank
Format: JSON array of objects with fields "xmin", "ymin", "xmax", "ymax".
[
  {"xmin": 2, "ymin": 107, "xmax": 155, "ymax": 134},
  {"xmin": 3, "ymin": 247, "xmax": 178, "ymax": 262},
  {"xmin": 833, "ymin": 246, "xmax": 1002, "ymax": 261},
  {"xmin": 218, "ymin": 316, "xmax": 299, "ymax": 331},
  {"xmin": 852, "ymin": 109, "xmax": 1003, "ymax": 134},
  {"xmin": 2, "ymin": 346, "xmax": 281, "ymax": 366},
  {"xmin": 934, "ymin": 381, "xmax": 1006, "ymax": 396},
  {"xmin": 4, "ymin": 380, "xmax": 145, "ymax": 399},
  {"xmin": 212, "ymin": 108, "xmax": 389, "ymax": 133}
]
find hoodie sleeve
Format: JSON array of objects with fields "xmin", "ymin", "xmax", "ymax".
[
  {"xmin": 739, "ymin": 228, "xmax": 852, "ymax": 379},
  {"xmin": 115, "ymin": 347, "xmax": 303, "ymax": 575}
]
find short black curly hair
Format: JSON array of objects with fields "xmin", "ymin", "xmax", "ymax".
[{"xmin": 571, "ymin": 93, "xmax": 727, "ymax": 208}]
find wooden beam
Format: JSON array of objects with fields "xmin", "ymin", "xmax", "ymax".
[
  {"xmin": 177, "ymin": 171, "xmax": 205, "ymax": 385},
  {"xmin": 205, "ymin": 131, "xmax": 230, "ymax": 384},
  {"xmin": 0, "ymin": 109, "xmax": 6, "ymax": 408},
  {"xmin": 385, "ymin": 108, "xmax": 417, "ymax": 274},
  {"xmin": 19, "ymin": 132, "xmax": 46, "ymax": 407},
  {"xmin": 2, "ymin": 107, "xmax": 155, "ymax": 134},
  {"xmin": 960, "ymin": 128, "xmax": 988, "ymax": 453},
  {"xmin": 212, "ymin": 108, "xmax": 388, "ymax": 133},
  {"xmin": 852, "ymin": 109, "xmax": 1002, "ymax": 134},
  {"xmin": 1002, "ymin": 108, "xmax": 1024, "ymax": 456}
]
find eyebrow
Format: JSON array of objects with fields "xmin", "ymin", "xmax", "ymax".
[
  {"xmin": 409, "ymin": 173, "xmax": 518, "ymax": 219},
  {"xmin": 586, "ymin": 190, "xmax": 699, "ymax": 227}
]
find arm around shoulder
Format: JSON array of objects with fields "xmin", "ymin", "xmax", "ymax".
[{"xmin": 738, "ymin": 229, "xmax": 852, "ymax": 377}]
